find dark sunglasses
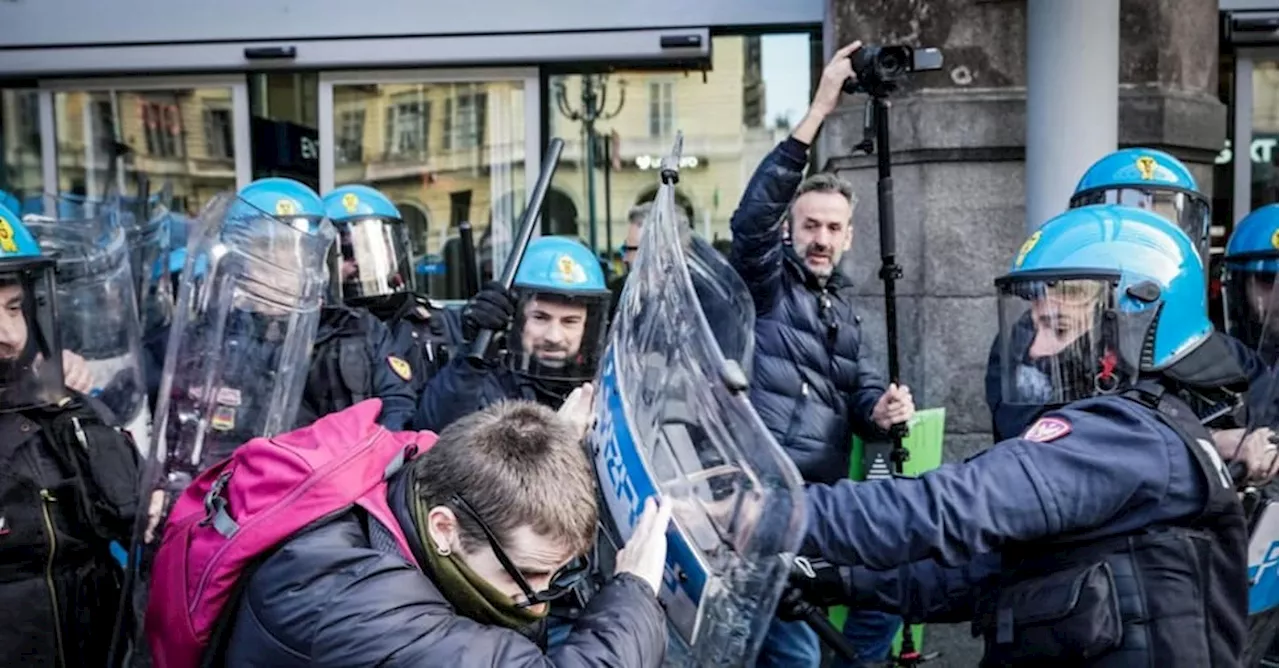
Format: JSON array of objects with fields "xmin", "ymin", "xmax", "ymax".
[{"xmin": 450, "ymin": 494, "xmax": 590, "ymax": 609}]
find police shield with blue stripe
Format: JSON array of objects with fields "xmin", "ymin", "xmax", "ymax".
[
  {"xmin": 588, "ymin": 134, "xmax": 806, "ymax": 666},
  {"xmin": 1221, "ymin": 203, "xmax": 1279, "ymax": 667}
]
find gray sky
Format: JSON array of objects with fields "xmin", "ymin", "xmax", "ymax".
[{"xmin": 761, "ymin": 34, "xmax": 813, "ymax": 129}]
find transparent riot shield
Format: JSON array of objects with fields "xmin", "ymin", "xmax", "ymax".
[
  {"xmin": 122, "ymin": 191, "xmax": 335, "ymax": 665},
  {"xmin": 23, "ymin": 194, "xmax": 151, "ymax": 451},
  {"xmin": 122, "ymin": 184, "xmax": 176, "ymax": 335},
  {"xmin": 588, "ymin": 134, "xmax": 806, "ymax": 666}
]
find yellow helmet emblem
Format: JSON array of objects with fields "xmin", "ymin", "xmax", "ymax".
[
  {"xmin": 275, "ymin": 199, "xmax": 297, "ymax": 216},
  {"xmin": 342, "ymin": 193, "xmax": 359, "ymax": 214},
  {"xmin": 0, "ymin": 220, "xmax": 16, "ymax": 254},
  {"xmin": 556, "ymin": 255, "xmax": 587, "ymax": 284},
  {"xmin": 1135, "ymin": 156, "xmax": 1157, "ymax": 181},
  {"xmin": 1014, "ymin": 230, "xmax": 1043, "ymax": 269},
  {"xmin": 1271, "ymin": 229, "xmax": 1279, "ymax": 250}
]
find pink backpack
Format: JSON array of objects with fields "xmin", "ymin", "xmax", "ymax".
[{"xmin": 145, "ymin": 399, "xmax": 435, "ymax": 668}]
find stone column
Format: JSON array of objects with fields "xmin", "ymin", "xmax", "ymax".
[{"xmin": 1026, "ymin": 0, "xmax": 1120, "ymax": 232}]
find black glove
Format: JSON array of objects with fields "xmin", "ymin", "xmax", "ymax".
[
  {"xmin": 462, "ymin": 281, "xmax": 516, "ymax": 342},
  {"xmin": 777, "ymin": 556, "xmax": 849, "ymax": 621}
]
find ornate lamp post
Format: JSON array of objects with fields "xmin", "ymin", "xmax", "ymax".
[{"xmin": 553, "ymin": 74, "xmax": 625, "ymax": 258}]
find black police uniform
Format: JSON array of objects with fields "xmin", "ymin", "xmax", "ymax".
[
  {"xmin": 295, "ymin": 305, "xmax": 417, "ymax": 431},
  {"xmin": 805, "ymin": 381, "xmax": 1248, "ymax": 667},
  {"xmin": 0, "ymin": 395, "xmax": 140, "ymax": 668},
  {"xmin": 353, "ymin": 292, "xmax": 464, "ymax": 396}
]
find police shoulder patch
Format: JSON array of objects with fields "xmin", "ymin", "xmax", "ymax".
[
  {"xmin": 387, "ymin": 356, "xmax": 412, "ymax": 382},
  {"xmin": 1023, "ymin": 416, "xmax": 1072, "ymax": 442}
]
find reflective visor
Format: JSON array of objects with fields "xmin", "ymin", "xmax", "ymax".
[
  {"xmin": 335, "ymin": 216, "xmax": 417, "ymax": 301},
  {"xmin": 996, "ymin": 276, "xmax": 1127, "ymax": 407},
  {"xmin": 1071, "ymin": 188, "xmax": 1211, "ymax": 261}
]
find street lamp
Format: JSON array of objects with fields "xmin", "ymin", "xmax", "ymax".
[{"xmin": 553, "ymin": 74, "xmax": 625, "ymax": 259}]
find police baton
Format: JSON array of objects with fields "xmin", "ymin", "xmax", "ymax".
[
  {"xmin": 777, "ymin": 585, "xmax": 861, "ymax": 662},
  {"xmin": 467, "ymin": 137, "xmax": 566, "ymax": 362},
  {"xmin": 457, "ymin": 221, "xmax": 480, "ymax": 298}
]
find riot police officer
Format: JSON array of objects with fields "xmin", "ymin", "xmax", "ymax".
[
  {"xmin": 1220, "ymin": 203, "xmax": 1279, "ymax": 667},
  {"xmin": 237, "ymin": 179, "xmax": 417, "ymax": 431},
  {"xmin": 797, "ymin": 205, "xmax": 1249, "ymax": 667},
  {"xmin": 321, "ymin": 184, "xmax": 462, "ymax": 393},
  {"xmin": 987, "ymin": 149, "xmax": 1216, "ymax": 441},
  {"xmin": 412, "ymin": 235, "xmax": 611, "ymax": 431},
  {"xmin": 0, "ymin": 202, "xmax": 140, "ymax": 668}
]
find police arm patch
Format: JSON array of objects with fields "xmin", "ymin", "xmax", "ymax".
[
  {"xmin": 1023, "ymin": 416, "xmax": 1072, "ymax": 443},
  {"xmin": 387, "ymin": 356, "xmax": 413, "ymax": 382}
]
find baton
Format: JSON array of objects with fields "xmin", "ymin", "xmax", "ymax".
[
  {"xmin": 467, "ymin": 137, "xmax": 565, "ymax": 362},
  {"xmin": 458, "ymin": 221, "xmax": 480, "ymax": 298}
]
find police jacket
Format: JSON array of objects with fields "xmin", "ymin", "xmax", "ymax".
[
  {"xmin": 296, "ymin": 305, "xmax": 417, "ymax": 431},
  {"xmin": 0, "ymin": 394, "xmax": 140, "ymax": 668},
  {"xmin": 412, "ymin": 356, "xmax": 568, "ymax": 432},
  {"xmin": 356, "ymin": 293, "xmax": 465, "ymax": 395},
  {"xmin": 729, "ymin": 137, "xmax": 887, "ymax": 484},
  {"xmin": 224, "ymin": 471, "xmax": 666, "ymax": 667},
  {"xmin": 805, "ymin": 384, "xmax": 1248, "ymax": 667}
]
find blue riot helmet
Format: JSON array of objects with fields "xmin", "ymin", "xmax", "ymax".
[
  {"xmin": 1223, "ymin": 203, "xmax": 1279, "ymax": 351},
  {"xmin": 0, "ymin": 203, "xmax": 64, "ymax": 410},
  {"xmin": 322, "ymin": 184, "xmax": 417, "ymax": 304},
  {"xmin": 231, "ymin": 177, "xmax": 327, "ymax": 233},
  {"xmin": 508, "ymin": 236, "xmax": 612, "ymax": 384},
  {"xmin": 996, "ymin": 204, "xmax": 1215, "ymax": 407},
  {"xmin": 1070, "ymin": 148, "xmax": 1213, "ymax": 262}
]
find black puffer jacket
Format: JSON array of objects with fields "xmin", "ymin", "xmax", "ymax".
[
  {"xmin": 224, "ymin": 471, "xmax": 667, "ymax": 667},
  {"xmin": 729, "ymin": 138, "xmax": 888, "ymax": 484}
]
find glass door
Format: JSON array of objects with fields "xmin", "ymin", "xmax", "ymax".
[
  {"xmin": 37, "ymin": 75, "xmax": 251, "ymax": 215},
  {"xmin": 319, "ymin": 68, "xmax": 540, "ymax": 302}
]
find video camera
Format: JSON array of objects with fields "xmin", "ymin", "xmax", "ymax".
[{"xmin": 842, "ymin": 44, "xmax": 944, "ymax": 97}]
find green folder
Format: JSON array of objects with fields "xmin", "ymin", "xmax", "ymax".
[{"xmin": 828, "ymin": 407, "xmax": 947, "ymax": 656}]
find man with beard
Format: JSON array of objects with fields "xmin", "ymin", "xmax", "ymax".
[
  {"xmin": 728, "ymin": 40, "xmax": 916, "ymax": 667},
  {"xmin": 411, "ymin": 235, "xmax": 609, "ymax": 431}
]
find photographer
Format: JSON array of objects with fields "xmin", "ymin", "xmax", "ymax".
[{"xmin": 728, "ymin": 40, "xmax": 915, "ymax": 667}]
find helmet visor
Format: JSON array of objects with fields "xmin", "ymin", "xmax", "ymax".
[
  {"xmin": 0, "ymin": 261, "xmax": 64, "ymax": 411},
  {"xmin": 334, "ymin": 216, "xmax": 417, "ymax": 301},
  {"xmin": 507, "ymin": 288, "xmax": 611, "ymax": 383},
  {"xmin": 1071, "ymin": 188, "xmax": 1211, "ymax": 261},
  {"xmin": 1225, "ymin": 269, "xmax": 1279, "ymax": 360},
  {"xmin": 997, "ymin": 276, "xmax": 1131, "ymax": 406}
]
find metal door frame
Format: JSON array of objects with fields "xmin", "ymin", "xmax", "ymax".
[{"xmin": 36, "ymin": 74, "xmax": 253, "ymax": 195}]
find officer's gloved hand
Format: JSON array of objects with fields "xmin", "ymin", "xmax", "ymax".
[
  {"xmin": 462, "ymin": 281, "xmax": 516, "ymax": 343},
  {"xmin": 777, "ymin": 556, "xmax": 849, "ymax": 621}
]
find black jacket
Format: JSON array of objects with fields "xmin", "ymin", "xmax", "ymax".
[
  {"xmin": 729, "ymin": 138, "xmax": 888, "ymax": 484},
  {"xmin": 0, "ymin": 395, "xmax": 139, "ymax": 668},
  {"xmin": 224, "ymin": 472, "xmax": 667, "ymax": 667}
]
